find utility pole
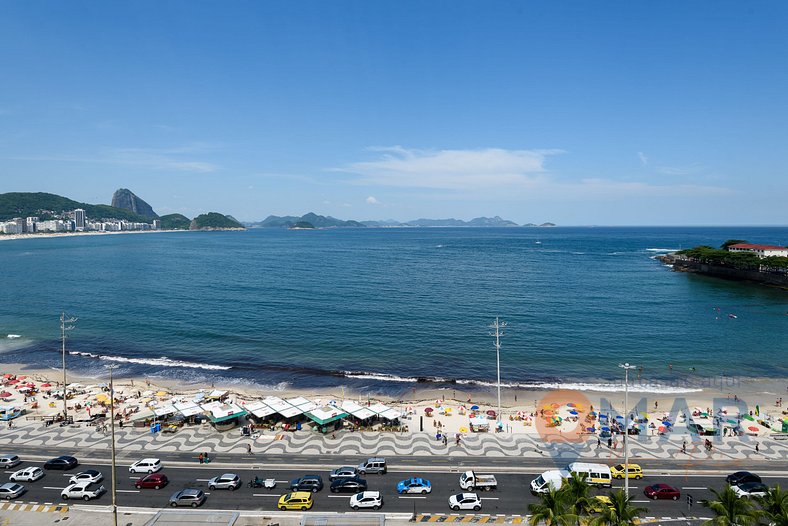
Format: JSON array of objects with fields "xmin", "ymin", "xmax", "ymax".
[
  {"xmin": 105, "ymin": 364, "xmax": 119, "ymax": 526},
  {"xmin": 489, "ymin": 318, "xmax": 506, "ymax": 430},
  {"xmin": 618, "ymin": 362, "xmax": 637, "ymax": 497},
  {"xmin": 60, "ymin": 312, "xmax": 77, "ymax": 422}
]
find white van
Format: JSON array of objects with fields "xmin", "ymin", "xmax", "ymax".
[
  {"xmin": 567, "ymin": 462, "xmax": 612, "ymax": 488},
  {"xmin": 129, "ymin": 458, "xmax": 162, "ymax": 474},
  {"xmin": 530, "ymin": 469, "xmax": 569, "ymax": 494}
]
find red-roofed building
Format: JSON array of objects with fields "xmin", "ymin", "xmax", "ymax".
[{"xmin": 728, "ymin": 243, "xmax": 788, "ymax": 258}]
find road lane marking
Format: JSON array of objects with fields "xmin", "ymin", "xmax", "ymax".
[
  {"xmin": 252, "ymin": 494, "xmax": 280, "ymax": 497},
  {"xmin": 43, "ymin": 487, "xmax": 64, "ymax": 491},
  {"xmin": 398, "ymin": 496, "xmax": 427, "ymax": 499},
  {"xmin": 327, "ymin": 495, "xmax": 350, "ymax": 498},
  {"xmin": 116, "ymin": 490, "xmax": 139, "ymax": 493},
  {"xmin": 682, "ymin": 487, "xmax": 708, "ymax": 490},
  {"xmin": 632, "ymin": 500, "xmax": 650, "ymax": 503},
  {"xmin": 196, "ymin": 479, "xmax": 211, "ymax": 482}
]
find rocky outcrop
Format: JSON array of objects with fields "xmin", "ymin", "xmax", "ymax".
[{"xmin": 111, "ymin": 188, "xmax": 158, "ymax": 219}]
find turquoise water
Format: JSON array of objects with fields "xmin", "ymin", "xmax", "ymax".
[{"xmin": 0, "ymin": 227, "xmax": 785, "ymax": 394}]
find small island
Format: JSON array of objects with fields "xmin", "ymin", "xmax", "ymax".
[{"xmin": 289, "ymin": 221, "xmax": 315, "ymax": 230}]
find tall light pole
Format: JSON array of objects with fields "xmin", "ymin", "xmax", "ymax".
[
  {"xmin": 618, "ymin": 362, "xmax": 637, "ymax": 497},
  {"xmin": 489, "ymin": 318, "xmax": 506, "ymax": 430},
  {"xmin": 60, "ymin": 312, "xmax": 77, "ymax": 421},
  {"xmin": 105, "ymin": 364, "xmax": 119, "ymax": 526}
]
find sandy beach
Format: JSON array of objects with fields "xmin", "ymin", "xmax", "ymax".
[
  {"xmin": 0, "ymin": 229, "xmax": 191, "ymax": 242},
  {"xmin": 1, "ymin": 361, "xmax": 784, "ymax": 440}
]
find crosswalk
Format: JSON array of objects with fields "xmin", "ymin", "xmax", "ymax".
[{"xmin": 0, "ymin": 502, "xmax": 68, "ymax": 513}]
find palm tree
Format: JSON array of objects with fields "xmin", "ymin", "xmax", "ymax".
[
  {"xmin": 529, "ymin": 487, "xmax": 577, "ymax": 526},
  {"xmin": 702, "ymin": 486, "xmax": 757, "ymax": 526},
  {"xmin": 755, "ymin": 485, "xmax": 788, "ymax": 526},
  {"xmin": 562, "ymin": 472, "xmax": 593, "ymax": 516},
  {"xmin": 589, "ymin": 489, "xmax": 646, "ymax": 526}
]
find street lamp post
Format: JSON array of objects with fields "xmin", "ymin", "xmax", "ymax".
[
  {"xmin": 105, "ymin": 364, "xmax": 119, "ymax": 526},
  {"xmin": 618, "ymin": 362, "xmax": 637, "ymax": 497},
  {"xmin": 489, "ymin": 318, "xmax": 506, "ymax": 430},
  {"xmin": 59, "ymin": 312, "xmax": 77, "ymax": 422}
]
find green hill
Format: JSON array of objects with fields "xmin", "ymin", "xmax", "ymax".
[
  {"xmin": 0, "ymin": 192, "xmax": 152, "ymax": 223},
  {"xmin": 189, "ymin": 212, "xmax": 244, "ymax": 230},
  {"xmin": 159, "ymin": 213, "xmax": 192, "ymax": 230}
]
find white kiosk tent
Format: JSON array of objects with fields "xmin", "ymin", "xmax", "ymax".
[{"xmin": 341, "ymin": 400, "xmax": 376, "ymax": 421}]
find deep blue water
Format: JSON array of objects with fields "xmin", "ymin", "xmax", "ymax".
[{"xmin": 0, "ymin": 227, "xmax": 786, "ymax": 395}]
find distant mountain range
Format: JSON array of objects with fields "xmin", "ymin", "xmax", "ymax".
[{"xmin": 245, "ymin": 213, "xmax": 554, "ymax": 228}]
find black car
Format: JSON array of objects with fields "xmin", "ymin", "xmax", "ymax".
[
  {"xmin": 726, "ymin": 471, "xmax": 761, "ymax": 486},
  {"xmin": 44, "ymin": 456, "xmax": 79, "ymax": 470},
  {"xmin": 330, "ymin": 477, "xmax": 367, "ymax": 493},
  {"xmin": 290, "ymin": 475, "xmax": 323, "ymax": 493}
]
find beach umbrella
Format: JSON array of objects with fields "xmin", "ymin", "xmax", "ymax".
[
  {"xmin": 587, "ymin": 427, "xmax": 596, "ymax": 432},
  {"xmin": 17, "ymin": 376, "xmax": 26, "ymax": 380},
  {"xmin": 41, "ymin": 383, "xmax": 51, "ymax": 387},
  {"xmin": 601, "ymin": 426, "xmax": 610, "ymax": 431},
  {"xmin": 662, "ymin": 420, "xmax": 671, "ymax": 426},
  {"xmin": 156, "ymin": 391, "xmax": 167, "ymax": 397},
  {"xmin": 599, "ymin": 413, "xmax": 608, "ymax": 419},
  {"xmin": 459, "ymin": 426, "xmax": 469, "ymax": 433},
  {"xmin": 7, "ymin": 379, "xmax": 18, "ymax": 384},
  {"xmin": 2, "ymin": 374, "xmax": 12, "ymax": 378},
  {"xmin": 25, "ymin": 382, "xmax": 35, "ymax": 388},
  {"xmin": 470, "ymin": 405, "xmax": 479, "ymax": 411},
  {"xmin": 569, "ymin": 410, "xmax": 578, "ymax": 415},
  {"xmin": 551, "ymin": 403, "xmax": 560, "ymax": 409},
  {"xmin": 615, "ymin": 415, "xmax": 624, "ymax": 420},
  {"xmin": 743, "ymin": 414, "xmax": 755, "ymax": 421},
  {"xmin": 487, "ymin": 410, "xmax": 496, "ymax": 417},
  {"xmin": 543, "ymin": 410, "xmax": 554, "ymax": 416},
  {"xmin": 747, "ymin": 426, "xmax": 759, "ymax": 432},
  {"xmin": 589, "ymin": 411, "xmax": 597, "ymax": 416},
  {"xmin": 425, "ymin": 407, "xmax": 433, "ymax": 413},
  {"xmin": 658, "ymin": 426, "xmax": 667, "ymax": 433},
  {"xmin": 567, "ymin": 403, "xmax": 576, "ymax": 407},
  {"xmin": 0, "ymin": 391, "xmax": 11, "ymax": 398}
]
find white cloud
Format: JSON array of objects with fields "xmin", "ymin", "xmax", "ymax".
[
  {"xmin": 366, "ymin": 196, "xmax": 380, "ymax": 204},
  {"xmin": 638, "ymin": 152, "xmax": 648, "ymax": 166},
  {"xmin": 656, "ymin": 163, "xmax": 704, "ymax": 176},
  {"xmin": 339, "ymin": 146, "xmax": 564, "ymax": 190}
]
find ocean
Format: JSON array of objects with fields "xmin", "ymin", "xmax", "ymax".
[{"xmin": 0, "ymin": 227, "xmax": 786, "ymax": 395}]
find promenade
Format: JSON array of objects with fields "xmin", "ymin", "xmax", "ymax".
[{"xmin": 2, "ymin": 418, "xmax": 786, "ymax": 462}]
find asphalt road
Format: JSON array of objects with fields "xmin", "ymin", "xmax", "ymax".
[{"xmin": 2, "ymin": 450, "xmax": 786, "ymax": 517}]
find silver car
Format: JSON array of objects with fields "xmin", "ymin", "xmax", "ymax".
[
  {"xmin": 329, "ymin": 466, "xmax": 359, "ymax": 481},
  {"xmin": 169, "ymin": 488, "xmax": 206, "ymax": 507},
  {"xmin": 207, "ymin": 473, "xmax": 241, "ymax": 491},
  {"xmin": 0, "ymin": 483, "xmax": 25, "ymax": 500}
]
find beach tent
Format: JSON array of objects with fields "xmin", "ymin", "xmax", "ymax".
[
  {"xmin": 341, "ymin": 400, "xmax": 376, "ymax": 420},
  {"xmin": 201, "ymin": 401, "xmax": 247, "ymax": 423},
  {"xmin": 129, "ymin": 409, "xmax": 155, "ymax": 422},
  {"xmin": 287, "ymin": 397, "xmax": 318, "ymax": 413},
  {"xmin": 263, "ymin": 396, "xmax": 303, "ymax": 419},
  {"xmin": 173, "ymin": 401, "xmax": 202, "ymax": 418},
  {"xmin": 244, "ymin": 400, "xmax": 277, "ymax": 419},
  {"xmin": 305, "ymin": 405, "xmax": 348, "ymax": 427},
  {"xmin": 153, "ymin": 405, "xmax": 177, "ymax": 418},
  {"xmin": 469, "ymin": 415, "xmax": 489, "ymax": 429},
  {"xmin": 206, "ymin": 390, "xmax": 227, "ymax": 401},
  {"xmin": 367, "ymin": 402, "xmax": 401, "ymax": 421}
]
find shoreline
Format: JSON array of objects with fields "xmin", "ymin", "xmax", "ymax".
[{"xmin": 0, "ymin": 228, "xmax": 192, "ymax": 242}]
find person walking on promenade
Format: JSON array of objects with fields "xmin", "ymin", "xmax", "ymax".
[
  {"xmin": 204, "ymin": 451, "xmax": 210, "ymax": 463},
  {"xmin": 607, "ymin": 437, "xmax": 612, "ymax": 448},
  {"xmin": 443, "ymin": 435, "xmax": 448, "ymax": 446},
  {"xmin": 755, "ymin": 442, "xmax": 759, "ymax": 454},
  {"xmin": 247, "ymin": 443, "xmax": 252, "ymax": 455},
  {"xmin": 198, "ymin": 453, "xmax": 204, "ymax": 464},
  {"xmin": 597, "ymin": 437, "xmax": 601, "ymax": 449},
  {"xmin": 682, "ymin": 440, "xmax": 687, "ymax": 454}
]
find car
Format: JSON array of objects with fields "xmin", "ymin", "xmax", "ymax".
[
  {"xmin": 0, "ymin": 455, "xmax": 21, "ymax": 470},
  {"xmin": 129, "ymin": 458, "xmax": 162, "ymax": 474},
  {"xmin": 350, "ymin": 491, "xmax": 383, "ymax": 510},
  {"xmin": 726, "ymin": 471, "xmax": 762, "ymax": 486},
  {"xmin": 135, "ymin": 473, "xmax": 169, "ymax": 490},
  {"xmin": 357, "ymin": 457, "xmax": 387, "ymax": 475},
  {"xmin": 611, "ymin": 463, "xmax": 643, "ymax": 479},
  {"xmin": 732, "ymin": 482, "xmax": 769, "ymax": 499},
  {"xmin": 449, "ymin": 492, "xmax": 482, "ymax": 511},
  {"xmin": 9, "ymin": 467, "xmax": 44, "ymax": 483},
  {"xmin": 278, "ymin": 491, "xmax": 313, "ymax": 511},
  {"xmin": 169, "ymin": 488, "xmax": 206, "ymax": 508},
  {"xmin": 397, "ymin": 477, "xmax": 432, "ymax": 494},
  {"xmin": 208, "ymin": 473, "xmax": 241, "ymax": 491},
  {"xmin": 43, "ymin": 456, "xmax": 78, "ymax": 470},
  {"xmin": 290, "ymin": 475, "xmax": 323, "ymax": 493},
  {"xmin": 644, "ymin": 483, "xmax": 681, "ymax": 500},
  {"xmin": 61, "ymin": 482, "xmax": 106, "ymax": 501},
  {"xmin": 588, "ymin": 496, "xmax": 614, "ymax": 513},
  {"xmin": 329, "ymin": 466, "xmax": 359, "ymax": 481},
  {"xmin": 330, "ymin": 477, "xmax": 367, "ymax": 493},
  {"xmin": 69, "ymin": 470, "xmax": 103, "ymax": 485},
  {"xmin": 0, "ymin": 483, "xmax": 25, "ymax": 500}
]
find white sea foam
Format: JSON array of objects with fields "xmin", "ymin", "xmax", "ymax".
[
  {"xmin": 6, "ymin": 335, "xmax": 21, "ymax": 339},
  {"xmin": 70, "ymin": 351, "xmax": 231, "ymax": 371},
  {"xmin": 343, "ymin": 371, "xmax": 419, "ymax": 383},
  {"xmin": 646, "ymin": 248, "xmax": 679, "ymax": 252}
]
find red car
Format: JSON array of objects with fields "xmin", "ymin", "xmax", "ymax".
[
  {"xmin": 135, "ymin": 473, "xmax": 169, "ymax": 490},
  {"xmin": 644, "ymin": 483, "xmax": 680, "ymax": 500}
]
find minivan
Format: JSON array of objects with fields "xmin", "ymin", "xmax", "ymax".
[
  {"xmin": 357, "ymin": 457, "xmax": 386, "ymax": 475},
  {"xmin": 129, "ymin": 458, "xmax": 162, "ymax": 474},
  {"xmin": 567, "ymin": 462, "xmax": 612, "ymax": 488},
  {"xmin": 0, "ymin": 455, "xmax": 21, "ymax": 470}
]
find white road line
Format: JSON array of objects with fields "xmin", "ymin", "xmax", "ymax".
[
  {"xmin": 632, "ymin": 500, "xmax": 650, "ymax": 503},
  {"xmin": 252, "ymin": 494, "xmax": 280, "ymax": 497},
  {"xmin": 481, "ymin": 497, "xmax": 500, "ymax": 500},
  {"xmin": 327, "ymin": 495, "xmax": 351, "ymax": 498},
  {"xmin": 116, "ymin": 490, "xmax": 139, "ymax": 493},
  {"xmin": 44, "ymin": 502, "xmax": 53, "ymax": 505},
  {"xmin": 682, "ymin": 487, "xmax": 708, "ymax": 490},
  {"xmin": 398, "ymin": 496, "xmax": 427, "ymax": 499},
  {"xmin": 275, "ymin": 480, "xmax": 289, "ymax": 483},
  {"xmin": 196, "ymin": 479, "xmax": 211, "ymax": 482},
  {"xmin": 43, "ymin": 487, "xmax": 64, "ymax": 491}
]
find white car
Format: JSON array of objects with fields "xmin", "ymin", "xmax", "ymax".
[
  {"xmin": 10, "ymin": 466, "xmax": 44, "ymax": 483},
  {"xmin": 449, "ymin": 492, "xmax": 482, "ymax": 511},
  {"xmin": 61, "ymin": 482, "xmax": 106, "ymax": 501},
  {"xmin": 69, "ymin": 470, "xmax": 103, "ymax": 485},
  {"xmin": 732, "ymin": 482, "xmax": 769, "ymax": 499},
  {"xmin": 129, "ymin": 458, "xmax": 162, "ymax": 474},
  {"xmin": 350, "ymin": 490, "xmax": 383, "ymax": 510}
]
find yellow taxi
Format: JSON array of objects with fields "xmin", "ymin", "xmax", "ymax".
[
  {"xmin": 589, "ymin": 495, "xmax": 613, "ymax": 513},
  {"xmin": 610, "ymin": 463, "xmax": 643, "ymax": 479},
  {"xmin": 278, "ymin": 491, "xmax": 314, "ymax": 511}
]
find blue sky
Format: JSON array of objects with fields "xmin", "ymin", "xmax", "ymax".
[{"xmin": 1, "ymin": 2, "xmax": 787, "ymax": 225}]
